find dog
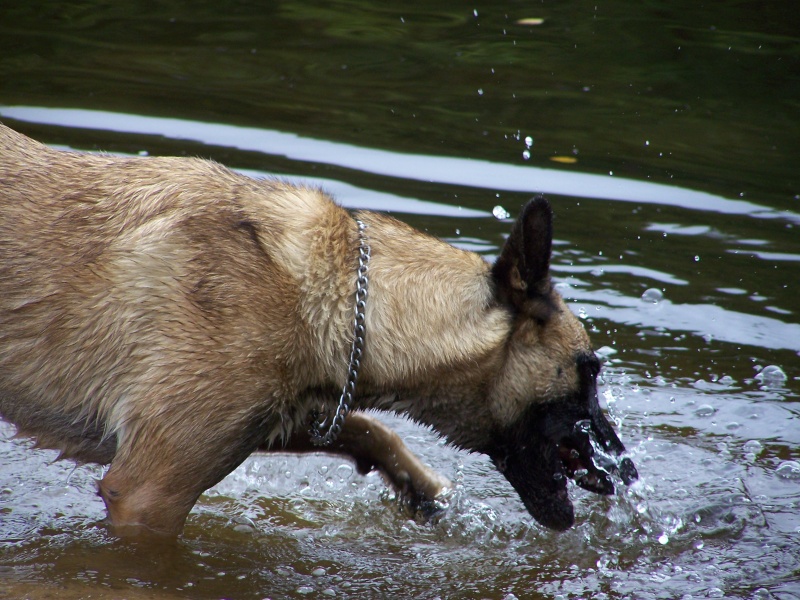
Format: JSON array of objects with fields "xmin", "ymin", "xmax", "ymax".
[{"xmin": 0, "ymin": 123, "xmax": 636, "ymax": 536}]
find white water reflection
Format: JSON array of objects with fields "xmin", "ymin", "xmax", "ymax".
[
  {"xmin": 236, "ymin": 168, "xmax": 489, "ymax": 217},
  {"xmin": 4, "ymin": 105, "xmax": 798, "ymax": 223},
  {"xmin": 565, "ymin": 285, "xmax": 800, "ymax": 353}
]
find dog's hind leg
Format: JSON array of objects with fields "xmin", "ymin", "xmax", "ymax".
[{"xmin": 272, "ymin": 412, "xmax": 452, "ymax": 509}]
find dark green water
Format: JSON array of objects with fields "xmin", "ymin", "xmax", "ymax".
[{"xmin": 1, "ymin": 2, "xmax": 799, "ymax": 599}]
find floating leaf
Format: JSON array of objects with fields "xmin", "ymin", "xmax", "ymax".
[
  {"xmin": 550, "ymin": 156, "xmax": 578, "ymax": 164},
  {"xmin": 516, "ymin": 18, "xmax": 545, "ymax": 26}
]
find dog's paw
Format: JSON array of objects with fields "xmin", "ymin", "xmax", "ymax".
[{"xmin": 391, "ymin": 468, "xmax": 453, "ymax": 520}]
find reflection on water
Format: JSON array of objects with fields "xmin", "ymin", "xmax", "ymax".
[
  {"xmin": 4, "ymin": 105, "xmax": 797, "ymax": 224},
  {"xmin": 1, "ymin": 0, "xmax": 799, "ymax": 598}
]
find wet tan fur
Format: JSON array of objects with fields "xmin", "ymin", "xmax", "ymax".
[{"xmin": 0, "ymin": 124, "xmax": 591, "ymax": 535}]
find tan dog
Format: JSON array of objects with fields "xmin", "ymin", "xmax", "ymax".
[{"xmin": 0, "ymin": 124, "xmax": 636, "ymax": 536}]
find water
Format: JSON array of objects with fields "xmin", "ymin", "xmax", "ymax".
[{"xmin": 1, "ymin": 1, "xmax": 799, "ymax": 598}]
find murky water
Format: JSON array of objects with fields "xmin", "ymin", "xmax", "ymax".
[{"xmin": 1, "ymin": 1, "xmax": 798, "ymax": 598}]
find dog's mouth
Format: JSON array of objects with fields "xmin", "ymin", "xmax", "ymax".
[
  {"xmin": 486, "ymin": 354, "xmax": 638, "ymax": 530},
  {"xmin": 558, "ymin": 419, "xmax": 638, "ymax": 495},
  {"xmin": 490, "ymin": 409, "xmax": 638, "ymax": 531}
]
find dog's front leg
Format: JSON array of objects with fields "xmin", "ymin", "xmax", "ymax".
[{"xmin": 271, "ymin": 412, "xmax": 451, "ymax": 509}]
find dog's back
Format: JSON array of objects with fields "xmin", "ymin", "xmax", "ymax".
[{"xmin": 0, "ymin": 124, "xmax": 349, "ymax": 464}]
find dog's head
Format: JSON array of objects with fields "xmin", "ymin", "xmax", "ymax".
[{"xmin": 481, "ymin": 196, "xmax": 637, "ymax": 530}]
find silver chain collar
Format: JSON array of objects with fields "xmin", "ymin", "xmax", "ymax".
[{"xmin": 310, "ymin": 219, "xmax": 370, "ymax": 446}]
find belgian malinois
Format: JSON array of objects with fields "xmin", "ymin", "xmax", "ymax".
[{"xmin": 0, "ymin": 123, "xmax": 636, "ymax": 536}]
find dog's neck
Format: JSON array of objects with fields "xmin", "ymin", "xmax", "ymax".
[
  {"xmin": 275, "ymin": 197, "xmax": 511, "ymax": 422},
  {"xmin": 341, "ymin": 211, "xmax": 510, "ymax": 400}
]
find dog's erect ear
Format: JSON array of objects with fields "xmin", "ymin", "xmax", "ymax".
[{"xmin": 491, "ymin": 195, "xmax": 556, "ymax": 319}]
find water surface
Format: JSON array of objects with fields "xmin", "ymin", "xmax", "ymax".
[{"xmin": 1, "ymin": 1, "xmax": 798, "ymax": 598}]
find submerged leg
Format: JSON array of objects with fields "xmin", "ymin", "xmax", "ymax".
[
  {"xmin": 270, "ymin": 411, "xmax": 451, "ymax": 507},
  {"xmin": 97, "ymin": 463, "xmax": 201, "ymax": 537},
  {"xmin": 97, "ymin": 421, "xmax": 263, "ymax": 537}
]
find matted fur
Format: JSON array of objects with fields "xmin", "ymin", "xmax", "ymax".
[{"xmin": 0, "ymin": 124, "xmax": 633, "ymax": 536}]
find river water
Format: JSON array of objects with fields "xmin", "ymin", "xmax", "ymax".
[{"xmin": 0, "ymin": 2, "xmax": 798, "ymax": 598}]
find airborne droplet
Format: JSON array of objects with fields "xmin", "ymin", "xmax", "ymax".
[{"xmin": 492, "ymin": 205, "xmax": 510, "ymax": 220}]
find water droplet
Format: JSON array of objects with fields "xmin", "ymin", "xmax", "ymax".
[
  {"xmin": 492, "ymin": 205, "xmax": 510, "ymax": 219},
  {"xmin": 776, "ymin": 461, "xmax": 800, "ymax": 480},
  {"xmin": 477, "ymin": 88, "xmax": 484, "ymax": 96},
  {"xmin": 524, "ymin": 135, "xmax": 533, "ymax": 147},
  {"xmin": 755, "ymin": 365, "xmax": 787, "ymax": 386},
  {"xmin": 297, "ymin": 586, "xmax": 315, "ymax": 595},
  {"xmin": 522, "ymin": 149, "xmax": 530, "ymax": 160},
  {"xmin": 694, "ymin": 255, "xmax": 700, "ymax": 262},
  {"xmin": 641, "ymin": 288, "xmax": 663, "ymax": 303},
  {"xmin": 694, "ymin": 404, "xmax": 717, "ymax": 417},
  {"xmin": 336, "ymin": 464, "xmax": 353, "ymax": 480},
  {"xmin": 312, "ymin": 567, "xmax": 327, "ymax": 577},
  {"xmin": 658, "ymin": 533, "xmax": 669, "ymax": 545},
  {"xmin": 742, "ymin": 440, "xmax": 763, "ymax": 456}
]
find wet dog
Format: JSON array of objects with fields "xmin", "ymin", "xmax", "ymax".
[{"xmin": 0, "ymin": 123, "xmax": 636, "ymax": 536}]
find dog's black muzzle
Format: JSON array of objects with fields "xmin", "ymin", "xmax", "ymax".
[{"xmin": 488, "ymin": 354, "xmax": 638, "ymax": 530}]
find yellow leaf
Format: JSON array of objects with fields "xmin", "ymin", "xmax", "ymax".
[
  {"xmin": 515, "ymin": 18, "xmax": 545, "ymax": 26},
  {"xmin": 549, "ymin": 156, "xmax": 578, "ymax": 164}
]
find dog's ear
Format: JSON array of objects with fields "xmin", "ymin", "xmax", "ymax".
[{"xmin": 491, "ymin": 195, "xmax": 556, "ymax": 320}]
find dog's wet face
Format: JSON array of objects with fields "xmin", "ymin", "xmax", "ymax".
[{"xmin": 486, "ymin": 353, "xmax": 637, "ymax": 530}]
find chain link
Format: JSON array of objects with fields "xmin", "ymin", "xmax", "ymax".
[{"xmin": 310, "ymin": 219, "xmax": 370, "ymax": 446}]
